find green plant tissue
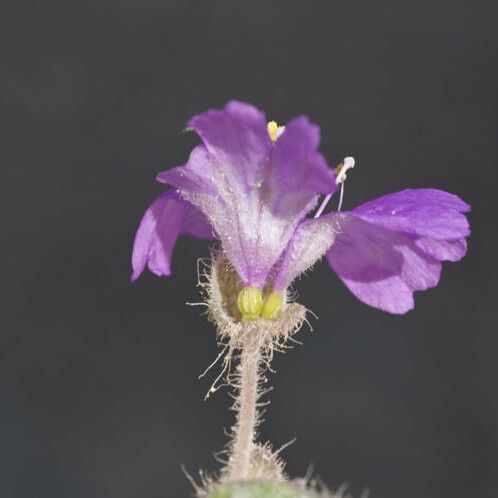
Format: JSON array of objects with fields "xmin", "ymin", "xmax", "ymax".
[{"xmin": 208, "ymin": 481, "xmax": 320, "ymax": 498}]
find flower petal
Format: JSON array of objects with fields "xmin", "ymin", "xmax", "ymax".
[
  {"xmin": 187, "ymin": 100, "xmax": 272, "ymax": 191},
  {"xmin": 326, "ymin": 214, "xmax": 442, "ymax": 314},
  {"xmin": 273, "ymin": 216, "xmax": 339, "ymax": 291},
  {"xmin": 157, "ymin": 145, "xmax": 216, "ymax": 195},
  {"xmin": 415, "ymin": 237, "xmax": 467, "ymax": 262},
  {"xmin": 267, "ymin": 116, "xmax": 337, "ymax": 214},
  {"xmin": 352, "ymin": 188, "xmax": 470, "ymax": 239},
  {"xmin": 131, "ymin": 190, "xmax": 212, "ymax": 281},
  {"xmin": 155, "ymin": 102, "xmax": 337, "ymax": 288},
  {"xmin": 158, "ymin": 101, "xmax": 272, "ymax": 196}
]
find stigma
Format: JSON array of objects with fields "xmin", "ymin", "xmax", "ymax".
[{"xmin": 267, "ymin": 121, "xmax": 285, "ymax": 142}]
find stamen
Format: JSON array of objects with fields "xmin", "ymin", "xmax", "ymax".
[
  {"xmin": 336, "ymin": 156, "xmax": 355, "ymax": 212},
  {"xmin": 335, "ymin": 156, "xmax": 355, "ymax": 184},
  {"xmin": 314, "ymin": 156, "xmax": 355, "ymax": 218},
  {"xmin": 267, "ymin": 121, "xmax": 285, "ymax": 142}
]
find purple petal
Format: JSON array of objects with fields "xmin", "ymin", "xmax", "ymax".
[
  {"xmin": 267, "ymin": 116, "xmax": 337, "ymax": 214},
  {"xmin": 155, "ymin": 101, "xmax": 336, "ymax": 288},
  {"xmin": 157, "ymin": 145, "xmax": 216, "ymax": 195},
  {"xmin": 131, "ymin": 190, "xmax": 213, "ymax": 282},
  {"xmin": 415, "ymin": 237, "xmax": 467, "ymax": 262},
  {"xmin": 352, "ymin": 188, "xmax": 470, "ymax": 239},
  {"xmin": 326, "ymin": 214, "xmax": 442, "ymax": 314},
  {"xmin": 187, "ymin": 100, "xmax": 272, "ymax": 191},
  {"xmin": 158, "ymin": 102, "xmax": 272, "ymax": 196},
  {"xmin": 273, "ymin": 216, "xmax": 339, "ymax": 291}
]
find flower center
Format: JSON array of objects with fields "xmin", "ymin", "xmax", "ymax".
[
  {"xmin": 237, "ymin": 286, "xmax": 283, "ymax": 320},
  {"xmin": 267, "ymin": 121, "xmax": 285, "ymax": 142}
]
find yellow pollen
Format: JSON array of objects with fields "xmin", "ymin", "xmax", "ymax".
[
  {"xmin": 267, "ymin": 121, "xmax": 285, "ymax": 142},
  {"xmin": 261, "ymin": 292, "xmax": 283, "ymax": 320},
  {"xmin": 237, "ymin": 286, "xmax": 263, "ymax": 320}
]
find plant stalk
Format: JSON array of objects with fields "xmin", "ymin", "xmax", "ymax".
[{"xmin": 227, "ymin": 326, "xmax": 263, "ymax": 480}]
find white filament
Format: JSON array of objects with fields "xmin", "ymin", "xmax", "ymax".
[
  {"xmin": 313, "ymin": 193, "xmax": 333, "ymax": 218},
  {"xmin": 314, "ymin": 156, "xmax": 355, "ymax": 218}
]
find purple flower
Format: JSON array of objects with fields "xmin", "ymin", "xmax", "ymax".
[{"xmin": 132, "ymin": 101, "xmax": 470, "ymax": 315}]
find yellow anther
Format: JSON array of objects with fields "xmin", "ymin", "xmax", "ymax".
[
  {"xmin": 237, "ymin": 286, "xmax": 263, "ymax": 320},
  {"xmin": 261, "ymin": 292, "xmax": 283, "ymax": 320},
  {"xmin": 267, "ymin": 121, "xmax": 285, "ymax": 142}
]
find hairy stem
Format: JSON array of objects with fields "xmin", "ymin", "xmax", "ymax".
[{"xmin": 227, "ymin": 326, "xmax": 263, "ymax": 480}]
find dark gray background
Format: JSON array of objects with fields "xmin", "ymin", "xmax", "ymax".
[{"xmin": 1, "ymin": 1, "xmax": 497, "ymax": 497}]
